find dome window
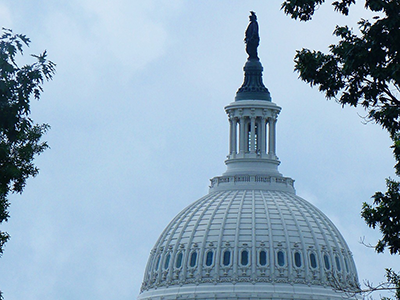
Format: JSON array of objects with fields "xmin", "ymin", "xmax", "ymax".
[
  {"xmin": 259, "ymin": 250, "xmax": 267, "ymax": 266},
  {"xmin": 175, "ymin": 252, "xmax": 183, "ymax": 268},
  {"xmin": 205, "ymin": 250, "xmax": 214, "ymax": 267},
  {"xmin": 223, "ymin": 250, "xmax": 231, "ymax": 266},
  {"xmin": 294, "ymin": 252, "xmax": 302, "ymax": 268},
  {"xmin": 240, "ymin": 250, "xmax": 249, "ymax": 266},
  {"xmin": 309, "ymin": 252, "xmax": 317, "ymax": 269},
  {"xmin": 335, "ymin": 255, "xmax": 341, "ymax": 271},
  {"xmin": 277, "ymin": 251, "xmax": 285, "ymax": 267},
  {"xmin": 155, "ymin": 254, "xmax": 161, "ymax": 271},
  {"xmin": 189, "ymin": 251, "xmax": 198, "ymax": 268},
  {"xmin": 323, "ymin": 254, "xmax": 331, "ymax": 270},
  {"xmin": 164, "ymin": 253, "xmax": 171, "ymax": 269},
  {"xmin": 344, "ymin": 257, "xmax": 349, "ymax": 273}
]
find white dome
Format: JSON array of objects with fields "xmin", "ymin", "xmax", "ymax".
[
  {"xmin": 137, "ymin": 15, "xmax": 360, "ymax": 299},
  {"xmin": 138, "ymin": 186, "xmax": 359, "ymax": 300}
]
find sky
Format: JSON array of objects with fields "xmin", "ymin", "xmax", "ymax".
[{"xmin": 0, "ymin": 1, "xmax": 398, "ymax": 300}]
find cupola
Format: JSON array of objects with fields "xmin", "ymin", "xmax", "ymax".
[{"xmin": 137, "ymin": 12, "xmax": 360, "ymax": 300}]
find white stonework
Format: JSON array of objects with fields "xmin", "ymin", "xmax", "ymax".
[
  {"xmin": 137, "ymin": 52, "xmax": 360, "ymax": 299},
  {"xmin": 138, "ymin": 189, "xmax": 359, "ymax": 300}
]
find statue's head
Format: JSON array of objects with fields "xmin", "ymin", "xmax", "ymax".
[{"xmin": 249, "ymin": 11, "xmax": 257, "ymax": 21}]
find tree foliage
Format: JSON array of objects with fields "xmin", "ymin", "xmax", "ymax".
[
  {"xmin": 281, "ymin": 0, "xmax": 399, "ymax": 298},
  {"xmin": 362, "ymin": 179, "xmax": 400, "ymax": 255},
  {"xmin": 0, "ymin": 28, "xmax": 55, "ymax": 257}
]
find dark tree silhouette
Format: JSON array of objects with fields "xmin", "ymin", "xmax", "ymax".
[
  {"xmin": 0, "ymin": 28, "xmax": 55, "ymax": 260},
  {"xmin": 281, "ymin": 1, "xmax": 400, "ymax": 298}
]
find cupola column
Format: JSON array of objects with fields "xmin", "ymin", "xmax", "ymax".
[
  {"xmin": 250, "ymin": 116, "xmax": 256, "ymax": 153},
  {"xmin": 229, "ymin": 118, "xmax": 237, "ymax": 156},
  {"xmin": 239, "ymin": 117, "xmax": 246, "ymax": 154},
  {"xmin": 268, "ymin": 117, "xmax": 277, "ymax": 157},
  {"xmin": 260, "ymin": 117, "xmax": 266, "ymax": 155}
]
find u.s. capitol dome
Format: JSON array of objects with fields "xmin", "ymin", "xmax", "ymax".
[{"xmin": 137, "ymin": 12, "xmax": 360, "ymax": 300}]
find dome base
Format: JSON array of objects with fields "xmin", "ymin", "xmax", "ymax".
[
  {"xmin": 209, "ymin": 174, "xmax": 295, "ymax": 193},
  {"xmin": 138, "ymin": 282, "xmax": 360, "ymax": 300}
]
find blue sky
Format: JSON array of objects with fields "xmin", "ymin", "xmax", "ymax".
[{"xmin": 0, "ymin": 1, "xmax": 397, "ymax": 299}]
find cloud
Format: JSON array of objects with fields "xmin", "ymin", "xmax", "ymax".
[
  {"xmin": 0, "ymin": 3, "xmax": 13, "ymax": 28},
  {"xmin": 36, "ymin": 0, "xmax": 185, "ymax": 88}
]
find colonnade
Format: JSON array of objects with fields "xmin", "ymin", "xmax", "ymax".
[{"xmin": 228, "ymin": 116, "xmax": 277, "ymax": 158}]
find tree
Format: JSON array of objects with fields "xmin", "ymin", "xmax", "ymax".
[
  {"xmin": 281, "ymin": 0, "xmax": 399, "ymax": 298},
  {"xmin": 0, "ymin": 28, "xmax": 55, "ymax": 256}
]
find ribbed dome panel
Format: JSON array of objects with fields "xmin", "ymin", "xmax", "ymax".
[{"xmin": 139, "ymin": 189, "xmax": 359, "ymax": 300}]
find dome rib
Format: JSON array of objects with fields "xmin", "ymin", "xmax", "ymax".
[
  {"xmin": 259, "ymin": 190, "xmax": 275, "ymax": 279},
  {"xmin": 182, "ymin": 191, "xmax": 219, "ymax": 282},
  {"xmin": 285, "ymin": 192, "xmax": 322, "ymax": 282},
  {"xmin": 269, "ymin": 190, "xmax": 294, "ymax": 280},
  {"xmin": 300, "ymin": 197, "xmax": 343, "ymax": 278},
  {"xmin": 146, "ymin": 201, "xmax": 190, "ymax": 285},
  {"xmin": 250, "ymin": 190, "xmax": 257, "ymax": 281},
  {"xmin": 279, "ymin": 191, "xmax": 310, "ymax": 281},
  {"xmin": 302, "ymin": 199, "xmax": 359, "ymax": 282},
  {"xmin": 233, "ymin": 190, "xmax": 246, "ymax": 279},
  {"xmin": 179, "ymin": 193, "xmax": 213, "ymax": 281},
  {"xmin": 199, "ymin": 191, "xmax": 231, "ymax": 280},
  {"xmin": 215, "ymin": 190, "xmax": 240, "ymax": 280}
]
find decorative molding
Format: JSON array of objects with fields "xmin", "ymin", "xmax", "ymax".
[{"xmin": 140, "ymin": 190, "xmax": 360, "ymax": 297}]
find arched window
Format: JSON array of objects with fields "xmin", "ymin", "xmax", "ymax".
[
  {"xmin": 254, "ymin": 123, "xmax": 259, "ymax": 151},
  {"xmin": 155, "ymin": 254, "xmax": 161, "ymax": 271},
  {"xmin": 175, "ymin": 252, "xmax": 183, "ymax": 268},
  {"xmin": 309, "ymin": 252, "xmax": 317, "ymax": 269},
  {"xmin": 164, "ymin": 253, "xmax": 171, "ymax": 269},
  {"xmin": 241, "ymin": 250, "xmax": 249, "ymax": 266},
  {"xmin": 294, "ymin": 252, "xmax": 302, "ymax": 268},
  {"xmin": 335, "ymin": 255, "xmax": 341, "ymax": 271},
  {"xmin": 205, "ymin": 250, "xmax": 213, "ymax": 267},
  {"xmin": 324, "ymin": 254, "xmax": 331, "ymax": 270},
  {"xmin": 247, "ymin": 122, "xmax": 251, "ymax": 152},
  {"xmin": 259, "ymin": 250, "xmax": 267, "ymax": 266},
  {"xmin": 277, "ymin": 251, "xmax": 285, "ymax": 267},
  {"xmin": 247, "ymin": 121, "xmax": 260, "ymax": 152},
  {"xmin": 344, "ymin": 257, "xmax": 349, "ymax": 273},
  {"xmin": 189, "ymin": 252, "xmax": 197, "ymax": 267},
  {"xmin": 223, "ymin": 250, "xmax": 231, "ymax": 266}
]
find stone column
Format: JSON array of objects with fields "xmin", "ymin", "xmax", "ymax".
[
  {"xmin": 229, "ymin": 118, "xmax": 234, "ymax": 155},
  {"xmin": 250, "ymin": 117, "xmax": 256, "ymax": 153},
  {"xmin": 233, "ymin": 118, "xmax": 237, "ymax": 155},
  {"xmin": 268, "ymin": 118, "xmax": 276, "ymax": 156},
  {"xmin": 230, "ymin": 118, "xmax": 237, "ymax": 156},
  {"xmin": 239, "ymin": 117, "xmax": 246, "ymax": 153},
  {"xmin": 259, "ymin": 117, "xmax": 266, "ymax": 155}
]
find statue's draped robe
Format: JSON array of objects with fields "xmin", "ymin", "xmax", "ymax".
[{"xmin": 245, "ymin": 20, "xmax": 259, "ymax": 59}]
